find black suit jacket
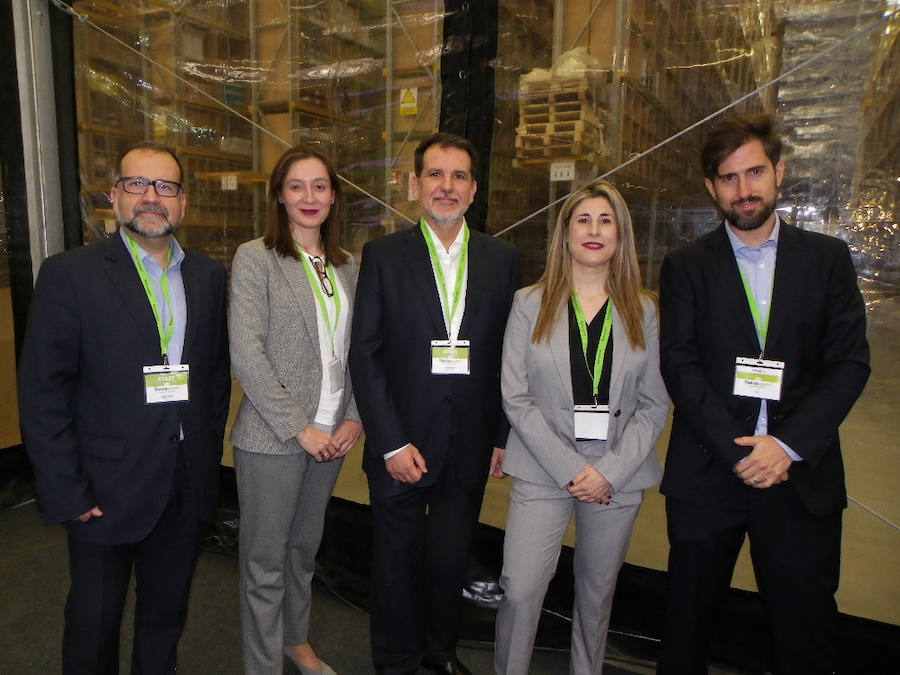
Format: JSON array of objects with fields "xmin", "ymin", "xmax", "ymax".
[
  {"xmin": 18, "ymin": 234, "xmax": 230, "ymax": 544},
  {"xmin": 659, "ymin": 222, "xmax": 869, "ymax": 515},
  {"xmin": 349, "ymin": 225, "xmax": 520, "ymax": 492}
]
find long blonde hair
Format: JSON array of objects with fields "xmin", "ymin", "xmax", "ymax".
[{"xmin": 531, "ymin": 179, "xmax": 649, "ymax": 349}]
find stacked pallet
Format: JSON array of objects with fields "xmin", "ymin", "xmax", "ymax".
[{"xmin": 515, "ymin": 75, "xmax": 609, "ymax": 162}]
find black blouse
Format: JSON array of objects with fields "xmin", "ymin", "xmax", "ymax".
[{"xmin": 568, "ymin": 299, "xmax": 613, "ymax": 406}]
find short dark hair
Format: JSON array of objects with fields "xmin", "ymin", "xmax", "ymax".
[
  {"xmin": 263, "ymin": 144, "xmax": 349, "ymax": 267},
  {"xmin": 701, "ymin": 114, "xmax": 782, "ymax": 179},
  {"xmin": 414, "ymin": 132, "xmax": 479, "ymax": 180},
  {"xmin": 116, "ymin": 141, "xmax": 184, "ymax": 184}
]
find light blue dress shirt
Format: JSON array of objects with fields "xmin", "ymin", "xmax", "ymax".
[
  {"xmin": 726, "ymin": 217, "xmax": 802, "ymax": 462},
  {"xmin": 119, "ymin": 228, "xmax": 187, "ymax": 366}
]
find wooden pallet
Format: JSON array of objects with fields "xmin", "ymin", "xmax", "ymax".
[
  {"xmin": 517, "ymin": 118, "xmax": 602, "ymax": 136},
  {"xmin": 515, "ymin": 127, "xmax": 606, "ymax": 159}
]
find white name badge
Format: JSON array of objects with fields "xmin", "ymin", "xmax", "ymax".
[
  {"xmin": 574, "ymin": 404, "xmax": 609, "ymax": 440},
  {"xmin": 733, "ymin": 357, "xmax": 784, "ymax": 400},
  {"xmin": 327, "ymin": 356, "xmax": 344, "ymax": 394},
  {"xmin": 143, "ymin": 364, "xmax": 190, "ymax": 404},
  {"xmin": 431, "ymin": 339, "xmax": 471, "ymax": 375}
]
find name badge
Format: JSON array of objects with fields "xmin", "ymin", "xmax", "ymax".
[
  {"xmin": 431, "ymin": 339, "xmax": 470, "ymax": 375},
  {"xmin": 733, "ymin": 357, "xmax": 784, "ymax": 400},
  {"xmin": 327, "ymin": 356, "xmax": 343, "ymax": 395},
  {"xmin": 574, "ymin": 404, "xmax": 609, "ymax": 440},
  {"xmin": 143, "ymin": 364, "xmax": 190, "ymax": 404}
]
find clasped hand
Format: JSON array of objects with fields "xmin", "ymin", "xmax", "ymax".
[
  {"xmin": 732, "ymin": 435, "xmax": 792, "ymax": 488},
  {"xmin": 568, "ymin": 463, "xmax": 612, "ymax": 504},
  {"xmin": 297, "ymin": 420, "xmax": 362, "ymax": 463}
]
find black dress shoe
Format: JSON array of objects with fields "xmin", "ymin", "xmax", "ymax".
[{"xmin": 421, "ymin": 659, "xmax": 472, "ymax": 675}]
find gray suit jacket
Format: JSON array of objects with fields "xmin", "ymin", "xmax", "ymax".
[
  {"xmin": 501, "ymin": 286, "xmax": 669, "ymax": 492},
  {"xmin": 229, "ymin": 238, "xmax": 360, "ymax": 454}
]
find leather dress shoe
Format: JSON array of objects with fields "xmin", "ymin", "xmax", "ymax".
[{"xmin": 421, "ymin": 659, "xmax": 472, "ymax": 675}]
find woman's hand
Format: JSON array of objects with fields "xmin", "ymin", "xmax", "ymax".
[
  {"xmin": 332, "ymin": 420, "xmax": 363, "ymax": 457},
  {"xmin": 567, "ymin": 463, "xmax": 612, "ymax": 504},
  {"xmin": 489, "ymin": 447, "xmax": 507, "ymax": 479},
  {"xmin": 295, "ymin": 426, "xmax": 339, "ymax": 462}
]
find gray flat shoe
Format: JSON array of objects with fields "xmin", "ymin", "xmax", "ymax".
[{"xmin": 284, "ymin": 648, "xmax": 337, "ymax": 675}]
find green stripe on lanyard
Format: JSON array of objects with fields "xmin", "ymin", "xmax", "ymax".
[
  {"xmin": 296, "ymin": 244, "xmax": 342, "ymax": 356},
  {"xmin": 737, "ymin": 267, "xmax": 770, "ymax": 349},
  {"xmin": 420, "ymin": 218, "xmax": 469, "ymax": 339},
  {"xmin": 571, "ymin": 294, "xmax": 613, "ymax": 404},
  {"xmin": 125, "ymin": 235, "xmax": 174, "ymax": 364}
]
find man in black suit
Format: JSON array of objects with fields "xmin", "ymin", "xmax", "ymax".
[
  {"xmin": 657, "ymin": 115, "xmax": 870, "ymax": 674},
  {"xmin": 350, "ymin": 132, "xmax": 520, "ymax": 675},
  {"xmin": 18, "ymin": 141, "xmax": 230, "ymax": 674}
]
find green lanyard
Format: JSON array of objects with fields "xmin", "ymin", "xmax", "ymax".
[
  {"xmin": 737, "ymin": 268, "xmax": 771, "ymax": 350},
  {"xmin": 297, "ymin": 245, "xmax": 342, "ymax": 356},
  {"xmin": 571, "ymin": 295, "xmax": 613, "ymax": 403},
  {"xmin": 125, "ymin": 235, "xmax": 175, "ymax": 363},
  {"xmin": 420, "ymin": 218, "xmax": 469, "ymax": 338}
]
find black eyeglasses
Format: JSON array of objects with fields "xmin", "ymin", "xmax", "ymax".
[
  {"xmin": 117, "ymin": 176, "xmax": 183, "ymax": 198},
  {"xmin": 309, "ymin": 256, "xmax": 334, "ymax": 297}
]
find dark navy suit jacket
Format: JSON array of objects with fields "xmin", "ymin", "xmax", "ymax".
[
  {"xmin": 349, "ymin": 224, "xmax": 520, "ymax": 494},
  {"xmin": 18, "ymin": 233, "xmax": 230, "ymax": 544},
  {"xmin": 659, "ymin": 222, "xmax": 870, "ymax": 515}
]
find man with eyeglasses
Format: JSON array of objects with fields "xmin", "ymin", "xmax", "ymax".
[{"xmin": 19, "ymin": 140, "xmax": 230, "ymax": 673}]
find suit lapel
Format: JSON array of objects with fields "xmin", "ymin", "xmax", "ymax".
[
  {"xmin": 102, "ymin": 235, "xmax": 163, "ymax": 357},
  {"xmin": 334, "ymin": 260, "xmax": 356, "ymax": 349},
  {"xmin": 180, "ymin": 250, "xmax": 200, "ymax": 361},
  {"xmin": 708, "ymin": 225, "xmax": 760, "ymax": 353},
  {"xmin": 549, "ymin": 302, "xmax": 574, "ymax": 403},
  {"xmin": 459, "ymin": 231, "xmax": 486, "ymax": 338},
  {"xmin": 401, "ymin": 227, "xmax": 447, "ymax": 337},
  {"xmin": 608, "ymin": 302, "xmax": 626, "ymax": 407},
  {"xmin": 275, "ymin": 250, "xmax": 319, "ymax": 353},
  {"xmin": 767, "ymin": 222, "xmax": 801, "ymax": 351}
]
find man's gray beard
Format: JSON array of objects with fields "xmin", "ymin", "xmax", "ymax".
[
  {"xmin": 121, "ymin": 206, "xmax": 175, "ymax": 239},
  {"xmin": 723, "ymin": 198, "xmax": 776, "ymax": 232}
]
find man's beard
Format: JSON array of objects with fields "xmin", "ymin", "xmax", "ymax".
[
  {"xmin": 121, "ymin": 204, "xmax": 176, "ymax": 239},
  {"xmin": 722, "ymin": 196, "xmax": 776, "ymax": 232}
]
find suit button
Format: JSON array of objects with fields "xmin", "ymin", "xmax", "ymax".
[
  {"xmin": 443, "ymin": 395, "xmax": 452, "ymax": 403},
  {"xmin": 613, "ymin": 409, "xmax": 621, "ymax": 417},
  {"xmin": 169, "ymin": 434, "xmax": 178, "ymax": 442}
]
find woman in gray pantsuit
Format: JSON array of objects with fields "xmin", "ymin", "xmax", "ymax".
[
  {"xmin": 230, "ymin": 145, "xmax": 362, "ymax": 675},
  {"xmin": 493, "ymin": 180, "xmax": 669, "ymax": 674}
]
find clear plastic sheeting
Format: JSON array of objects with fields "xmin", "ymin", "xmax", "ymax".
[
  {"xmin": 68, "ymin": 0, "xmax": 440, "ymax": 267},
  {"xmin": 60, "ymin": 0, "xmax": 899, "ymax": 625}
]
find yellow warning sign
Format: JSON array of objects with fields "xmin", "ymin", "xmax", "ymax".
[{"xmin": 400, "ymin": 87, "xmax": 418, "ymax": 116}]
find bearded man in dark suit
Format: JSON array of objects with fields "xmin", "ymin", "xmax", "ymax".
[
  {"xmin": 350, "ymin": 132, "xmax": 520, "ymax": 675},
  {"xmin": 657, "ymin": 115, "xmax": 870, "ymax": 674},
  {"xmin": 19, "ymin": 141, "xmax": 230, "ymax": 674}
]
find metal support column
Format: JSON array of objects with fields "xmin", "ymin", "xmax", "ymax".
[{"xmin": 12, "ymin": 0, "xmax": 65, "ymax": 278}]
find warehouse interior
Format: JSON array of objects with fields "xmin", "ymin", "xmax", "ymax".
[{"xmin": 0, "ymin": 0, "xmax": 897, "ymax": 672}]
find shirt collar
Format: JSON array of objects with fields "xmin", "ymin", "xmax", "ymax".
[
  {"xmin": 726, "ymin": 213, "xmax": 781, "ymax": 254},
  {"xmin": 424, "ymin": 218, "xmax": 467, "ymax": 258},
  {"xmin": 119, "ymin": 227, "xmax": 185, "ymax": 270}
]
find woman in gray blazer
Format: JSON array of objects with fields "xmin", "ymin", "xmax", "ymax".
[
  {"xmin": 229, "ymin": 145, "xmax": 362, "ymax": 675},
  {"xmin": 493, "ymin": 180, "xmax": 670, "ymax": 674}
]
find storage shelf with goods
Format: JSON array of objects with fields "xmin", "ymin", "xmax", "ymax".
[
  {"xmin": 856, "ymin": 14, "xmax": 899, "ymax": 178},
  {"xmin": 73, "ymin": 2, "xmax": 147, "ymax": 242},
  {"xmin": 848, "ymin": 11, "xmax": 898, "ymax": 275},
  {"xmin": 546, "ymin": 0, "xmax": 778, "ymax": 200},
  {"xmin": 251, "ymin": 0, "xmax": 394, "ymax": 254}
]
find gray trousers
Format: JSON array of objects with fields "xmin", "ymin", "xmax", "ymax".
[
  {"xmin": 235, "ymin": 439, "xmax": 343, "ymax": 675},
  {"xmin": 494, "ymin": 478, "xmax": 643, "ymax": 675}
]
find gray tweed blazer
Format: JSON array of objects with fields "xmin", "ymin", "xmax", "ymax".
[{"xmin": 229, "ymin": 237, "xmax": 360, "ymax": 455}]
